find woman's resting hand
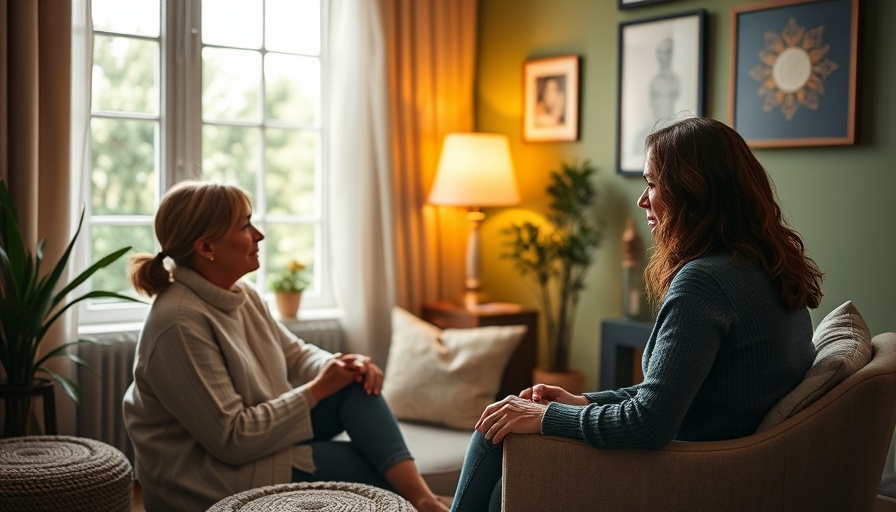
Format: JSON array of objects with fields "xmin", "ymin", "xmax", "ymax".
[
  {"xmin": 336, "ymin": 353, "xmax": 383, "ymax": 396},
  {"xmin": 475, "ymin": 395, "xmax": 547, "ymax": 444},
  {"xmin": 519, "ymin": 383, "xmax": 589, "ymax": 406},
  {"xmin": 308, "ymin": 353, "xmax": 375, "ymax": 401}
]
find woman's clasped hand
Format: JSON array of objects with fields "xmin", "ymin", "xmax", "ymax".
[
  {"xmin": 475, "ymin": 384, "xmax": 589, "ymax": 443},
  {"xmin": 309, "ymin": 353, "xmax": 384, "ymax": 401}
]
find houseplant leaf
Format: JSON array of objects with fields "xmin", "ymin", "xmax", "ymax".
[
  {"xmin": 0, "ymin": 178, "xmax": 143, "ymax": 426},
  {"xmin": 501, "ymin": 160, "xmax": 603, "ymax": 372}
]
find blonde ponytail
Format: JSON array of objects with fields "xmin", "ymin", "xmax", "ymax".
[{"xmin": 129, "ymin": 252, "xmax": 172, "ymax": 297}]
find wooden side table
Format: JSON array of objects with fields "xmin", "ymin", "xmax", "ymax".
[{"xmin": 421, "ymin": 301, "xmax": 538, "ymax": 399}]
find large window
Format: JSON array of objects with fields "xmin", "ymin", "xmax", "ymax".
[{"xmin": 86, "ymin": 0, "xmax": 329, "ymax": 325}]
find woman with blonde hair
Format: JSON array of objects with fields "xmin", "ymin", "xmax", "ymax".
[
  {"xmin": 449, "ymin": 116, "xmax": 823, "ymax": 512},
  {"xmin": 124, "ymin": 180, "xmax": 447, "ymax": 512}
]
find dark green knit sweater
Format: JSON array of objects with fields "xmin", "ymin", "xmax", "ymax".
[{"xmin": 541, "ymin": 253, "xmax": 815, "ymax": 449}]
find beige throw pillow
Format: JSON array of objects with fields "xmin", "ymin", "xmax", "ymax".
[
  {"xmin": 381, "ymin": 307, "xmax": 526, "ymax": 430},
  {"xmin": 756, "ymin": 300, "xmax": 872, "ymax": 432}
]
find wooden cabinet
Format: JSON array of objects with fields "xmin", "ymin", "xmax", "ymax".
[{"xmin": 421, "ymin": 302, "xmax": 538, "ymax": 399}]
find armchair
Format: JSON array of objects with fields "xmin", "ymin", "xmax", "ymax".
[{"xmin": 502, "ymin": 333, "xmax": 896, "ymax": 512}]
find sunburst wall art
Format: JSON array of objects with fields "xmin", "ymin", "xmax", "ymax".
[{"xmin": 730, "ymin": 0, "xmax": 858, "ymax": 148}]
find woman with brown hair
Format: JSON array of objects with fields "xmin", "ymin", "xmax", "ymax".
[
  {"xmin": 449, "ymin": 116, "xmax": 823, "ymax": 512},
  {"xmin": 123, "ymin": 180, "xmax": 447, "ymax": 512}
]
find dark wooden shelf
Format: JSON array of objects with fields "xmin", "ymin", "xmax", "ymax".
[{"xmin": 600, "ymin": 318, "xmax": 654, "ymax": 390}]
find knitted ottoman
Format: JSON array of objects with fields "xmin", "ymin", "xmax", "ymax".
[
  {"xmin": 0, "ymin": 435, "xmax": 133, "ymax": 512},
  {"xmin": 207, "ymin": 481, "xmax": 415, "ymax": 511}
]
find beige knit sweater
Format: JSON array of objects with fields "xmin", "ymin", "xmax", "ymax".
[{"xmin": 123, "ymin": 265, "xmax": 332, "ymax": 512}]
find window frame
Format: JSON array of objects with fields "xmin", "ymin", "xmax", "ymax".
[{"xmin": 80, "ymin": 0, "xmax": 333, "ymax": 328}]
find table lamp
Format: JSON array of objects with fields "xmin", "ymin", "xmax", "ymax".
[{"xmin": 428, "ymin": 133, "xmax": 520, "ymax": 307}]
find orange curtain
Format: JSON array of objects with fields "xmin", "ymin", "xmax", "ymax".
[
  {"xmin": 380, "ymin": 0, "xmax": 478, "ymax": 313},
  {"xmin": 1, "ymin": 0, "xmax": 74, "ymax": 430}
]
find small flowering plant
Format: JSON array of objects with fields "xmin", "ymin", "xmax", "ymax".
[{"xmin": 271, "ymin": 259, "xmax": 310, "ymax": 293}]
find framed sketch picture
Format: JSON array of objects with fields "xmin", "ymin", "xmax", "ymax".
[
  {"xmin": 523, "ymin": 55, "xmax": 580, "ymax": 143},
  {"xmin": 616, "ymin": 10, "xmax": 706, "ymax": 175},
  {"xmin": 730, "ymin": 0, "xmax": 859, "ymax": 148},
  {"xmin": 619, "ymin": 0, "xmax": 675, "ymax": 9}
]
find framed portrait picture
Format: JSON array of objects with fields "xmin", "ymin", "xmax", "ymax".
[
  {"xmin": 730, "ymin": 0, "xmax": 859, "ymax": 148},
  {"xmin": 523, "ymin": 55, "xmax": 580, "ymax": 143},
  {"xmin": 616, "ymin": 10, "xmax": 706, "ymax": 175},
  {"xmin": 618, "ymin": 0, "xmax": 675, "ymax": 9}
]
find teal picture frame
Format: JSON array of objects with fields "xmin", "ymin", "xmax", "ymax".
[{"xmin": 729, "ymin": 0, "xmax": 859, "ymax": 148}]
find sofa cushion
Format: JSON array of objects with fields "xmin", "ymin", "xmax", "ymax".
[
  {"xmin": 396, "ymin": 421, "xmax": 472, "ymax": 496},
  {"xmin": 381, "ymin": 307, "xmax": 525, "ymax": 430},
  {"xmin": 756, "ymin": 300, "xmax": 872, "ymax": 432}
]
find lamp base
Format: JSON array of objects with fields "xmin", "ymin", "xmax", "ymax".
[{"xmin": 463, "ymin": 289, "xmax": 490, "ymax": 309}]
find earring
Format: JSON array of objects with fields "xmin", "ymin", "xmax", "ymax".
[{"xmin": 209, "ymin": 255, "xmax": 215, "ymax": 262}]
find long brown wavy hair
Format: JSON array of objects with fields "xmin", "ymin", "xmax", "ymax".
[{"xmin": 643, "ymin": 117, "xmax": 823, "ymax": 312}]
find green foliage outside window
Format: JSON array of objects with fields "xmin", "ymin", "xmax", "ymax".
[{"xmin": 88, "ymin": 13, "xmax": 322, "ymax": 301}]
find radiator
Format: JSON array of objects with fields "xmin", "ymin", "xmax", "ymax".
[
  {"xmin": 283, "ymin": 318, "xmax": 346, "ymax": 353},
  {"xmin": 76, "ymin": 318, "xmax": 345, "ymax": 465},
  {"xmin": 77, "ymin": 330, "xmax": 139, "ymax": 464}
]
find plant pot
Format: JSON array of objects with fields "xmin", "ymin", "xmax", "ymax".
[
  {"xmin": 275, "ymin": 291, "xmax": 302, "ymax": 319},
  {"xmin": 532, "ymin": 368, "xmax": 585, "ymax": 395},
  {"xmin": 0, "ymin": 379, "xmax": 56, "ymax": 438}
]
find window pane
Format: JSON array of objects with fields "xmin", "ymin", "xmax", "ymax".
[
  {"xmin": 266, "ymin": 0, "xmax": 320, "ymax": 55},
  {"xmin": 265, "ymin": 53, "xmax": 319, "ymax": 125},
  {"xmin": 202, "ymin": 125, "xmax": 260, "ymax": 200},
  {"xmin": 202, "ymin": 0, "xmax": 263, "ymax": 49},
  {"xmin": 90, "ymin": 224, "xmax": 155, "ymax": 301},
  {"xmin": 265, "ymin": 129, "xmax": 316, "ymax": 216},
  {"xmin": 84, "ymin": 0, "xmax": 327, "ymax": 324},
  {"xmin": 264, "ymin": 222, "xmax": 316, "ymax": 292},
  {"xmin": 202, "ymin": 48, "xmax": 262, "ymax": 122},
  {"xmin": 93, "ymin": 35, "xmax": 160, "ymax": 114},
  {"xmin": 92, "ymin": 0, "xmax": 160, "ymax": 37},
  {"xmin": 92, "ymin": 118, "xmax": 158, "ymax": 216}
]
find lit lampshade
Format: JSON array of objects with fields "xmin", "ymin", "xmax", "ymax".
[
  {"xmin": 428, "ymin": 133, "xmax": 520, "ymax": 307},
  {"xmin": 428, "ymin": 133, "xmax": 520, "ymax": 207}
]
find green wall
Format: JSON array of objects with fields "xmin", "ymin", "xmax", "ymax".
[{"xmin": 475, "ymin": 0, "xmax": 896, "ymax": 390}]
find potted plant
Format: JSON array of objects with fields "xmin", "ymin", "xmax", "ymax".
[
  {"xmin": 501, "ymin": 160, "xmax": 602, "ymax": 392},
  {"xmin": 0, "ymin": 179, "xmax": 140, "ymax": 437},
  {"xmin": 270, "ymin": 259, "xmax": 309, "ymax": 319}
]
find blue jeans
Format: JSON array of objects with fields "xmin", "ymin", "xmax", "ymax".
[
  {"xmin": 450, "ymin": 430, "xmax": 503, "ymax": 512},
  {"xmin": 291, "ymin": 383, "xmax": 412, "ymax": 491}
]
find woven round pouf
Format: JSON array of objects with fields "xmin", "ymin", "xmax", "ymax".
[
  {"xmin": 0, "ymin": 435, "xmax": 133, "ymax": 512},
  {"xmin": 207, "ymin": 481, "xmax": 415, "ymax": 511}
]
